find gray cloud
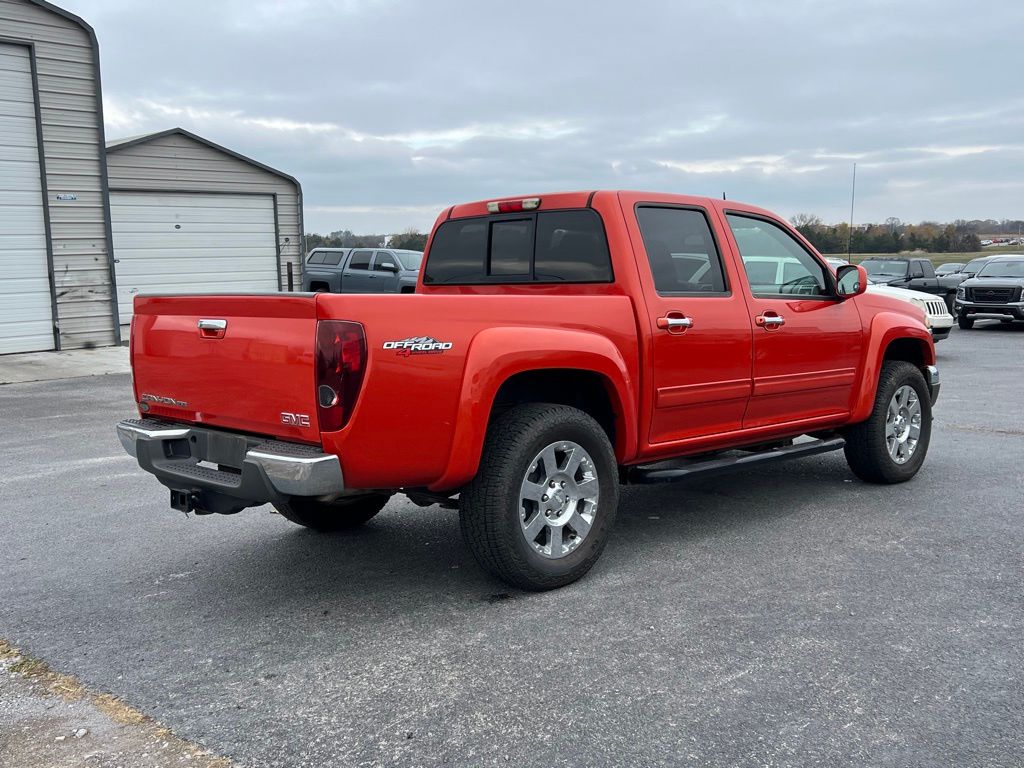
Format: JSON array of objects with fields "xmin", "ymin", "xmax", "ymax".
[{"xmin": 65, "ymin": 0, "xmax": 1024, "ymax": 233}]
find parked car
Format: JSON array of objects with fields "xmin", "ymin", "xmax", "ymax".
[
  {"xmin": 959, "ymin": 255, "xmax": 998, "ymax": 279},
  {"xmin": 859, "ymin": 256, "xmax": 962, "ymax": 312},
  {"xmin": 953, "ymin": 255, "xmax": 1024, "ymax": 329},
  {"xmin": 935, "ymin": 262, "xmax": 965, "ymax": 276},
  {"xmin": 117, "ymin": 191, "xmax": 938, "ymax": 590},
  {"xmin": 868, "ymin": 284, "xmax": 954, "ymax": 341},
  {"xmin": 303, "ymin": 247, "xmax": 422, "ymax": 293},
  {"xmin": 825, "ymin": 257, "xmax": 850, "ymax": 269}
]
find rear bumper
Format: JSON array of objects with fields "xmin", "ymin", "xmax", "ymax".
[{"xmin": 117, "ymin": 418, "xmax": 344, "ymax": 514}]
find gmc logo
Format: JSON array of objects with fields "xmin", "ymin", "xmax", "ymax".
[{"xmin": 280, "ymin": 412, "xmax": 310, "ymax": 427}]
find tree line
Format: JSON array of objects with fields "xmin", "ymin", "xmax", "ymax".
[
  {"xmin": 790, "ymin": 216, "xmax": 1024, "ymax": 254},
  {"xmin": 305, "ymin": 228, "xmax": 428, "ymax": 252}
]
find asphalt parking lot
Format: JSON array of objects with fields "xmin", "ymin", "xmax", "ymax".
[{"xmin": 1, "ymin": 322, "xmax": 1022, "ymax": 767}]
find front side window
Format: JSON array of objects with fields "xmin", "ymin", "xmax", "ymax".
[
  {"xmin": 726, "ymin": 214, "xmax": 830, "ymax": 297},
  {"xmin": 373, "ymin": 251, "xmax": 398, "ymax": 272},
  {"xmin": 636, "ymin": 207, "xmax": 727, "ymax": 295},
  {"xmin": 348, "ymin": 250, "xmax": 372, "ymax": 270},
  {"xmin": 422, "ymin": 209, "xmax": 611, "ymax": 284}
]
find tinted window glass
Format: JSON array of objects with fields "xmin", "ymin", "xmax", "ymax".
[
  {"xmin": 635, "ymin": 207, "xmax": 727, "ymax": 294},
  {"xmin": 373, "ymin": 251, "xmax": 398, "ymax": 272},
  {"xmin": 322, "ymin": 251, "xmax": 343, "ymax": 265},
  {"xmin": 726, "ymin": 214, "xmax": 829, "ymax": 297},
  {"xmin": 423, "ymin": 210, "xmax": 611, "ymax": 284},
  {"xmin": 348, "ymin": 250, "xmax": 372, "ymax": 270},
  {"xmin": 307, "ymin": 252, "xmax": 326, "ymax": 264},
  {"xmin": 535, "ymin": 210, "xmax": 612, "ymax": 282},
  {"xmin": 489, "ymin": 219, "xmax": 533, "ymax": 275}
]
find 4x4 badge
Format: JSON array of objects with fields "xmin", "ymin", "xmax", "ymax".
[{"xmin": 383, "ymin": 336, "xmax": 453, "ymax": 357}]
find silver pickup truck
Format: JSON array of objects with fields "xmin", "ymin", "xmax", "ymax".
[{"xmin": 302, "ymin": 247, "xmax": 422, "ymax": 293}]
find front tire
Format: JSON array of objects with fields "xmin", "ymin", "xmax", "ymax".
[
  {"xmin": 958, "ymin": 314, "xmax": 974, "ymax": 329},
  {"xmin": 460, "ymin": 404, "xmax": 619, "ymax": 591},
  {"xmin": 274, "ymin": 493, "xmax": 391, "ymax": 531},
  {"xmin": 843, "ymin": 361, "xmax": 931, "ymax": 484}
]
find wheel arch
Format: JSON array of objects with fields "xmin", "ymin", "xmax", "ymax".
[
  {"xmin": 427, "ymin": 327, "xmax": 637, "ymax": 492},
  {"xmin": 851, "ymin": 313, "xmax": 935, "ymax": 423}
]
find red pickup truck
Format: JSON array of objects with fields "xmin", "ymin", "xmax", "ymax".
[{"xmin": 118, "ymin": 191, "xmax": 939, "ymax": 590}]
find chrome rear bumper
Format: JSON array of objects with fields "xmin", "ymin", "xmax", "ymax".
[{"xmin": 117, "ymin": 418, "xmax": 345, "ymax": 512}]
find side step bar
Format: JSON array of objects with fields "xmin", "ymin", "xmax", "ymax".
[{"xmin": 627, "ymin": 437, "xmax": 846, "ymax": 485}]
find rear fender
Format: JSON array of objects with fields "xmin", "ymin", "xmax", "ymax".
[
  {"xmin": 851, "ymin": 312, "xmax": 936, "ymax": 423},
  {"xmin": 428, "ymin": 327, "xmax": 636, "ymax": 492}
]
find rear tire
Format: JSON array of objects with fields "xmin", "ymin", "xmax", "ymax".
[
  {"xmin": 274, "ymin": 493, "xmax": 391, "ymax": 531},
  {"xmin": 958, "ymin": 315, "xmax": 974, "ymax": 329},
  {"xmin": 843, "ymin": 361, "xmax": 931, "ymax": 484},
  {"xmin": 460, "ymin": 404, "xmax": 618, "ymax": 591}
]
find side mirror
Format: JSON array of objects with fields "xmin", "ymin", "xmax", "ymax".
[
  {"xmin": 836, "ymin": 264, "xmax": 868, "ymax": 298},
  {"xmin": 379, "ymin": 262, "xmax": 399, "ymax": 273}
]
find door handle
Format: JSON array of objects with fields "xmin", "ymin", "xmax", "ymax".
[
  {"xmin": 657, "ymin": 314, "xmax": 693, "ymax": 333},
  {"xmin": 198, "ymin": 318, "xmax": 227, "ymax": 338},
  {"xmin": 755, "ymin": 313, "xmax": 785, "ymax": 329}
]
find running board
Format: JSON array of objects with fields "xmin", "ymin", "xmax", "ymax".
[{"xmin": 627, "ymin": 437, "xmax": 846, "ymax": 485}]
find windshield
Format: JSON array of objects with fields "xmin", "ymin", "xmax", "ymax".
[
  {"xmin": 936, "ymin": 263, "xmax": 962, "ymax": 274},
  {"xmin": 976, "ymin": 260, "xmax": 1024, "ymax": 278},
  {"xmin": 963, "ymin": 258, "xmax": 990, "ymax": 274},
  {"xmin": 394, "ymin": 251, "xmax": 423, "ymax": 270},
  {"xmin": 861, "ymin": 259, "xmax": 908, "ymax": 278}
]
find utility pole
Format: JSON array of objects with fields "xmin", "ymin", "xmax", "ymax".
[{"xmin": 846, "ymin": 162, "xmax": 857, "ymax": 257}]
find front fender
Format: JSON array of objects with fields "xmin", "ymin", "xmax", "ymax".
[
  {"xmin": 851, "ymin": 311, "xmax": 936, "ymax": 423},
  {"xmin": 428, "ymin": 326, "xmax": 637, "ymax": 492}
]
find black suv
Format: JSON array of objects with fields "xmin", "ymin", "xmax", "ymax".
[{"xmin": 954, "ymin": 255, "xmax": 1024, "ymax": 329}]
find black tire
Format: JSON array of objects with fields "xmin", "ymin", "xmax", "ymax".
[
  {"xmin": 274, "ymin": 493, "xmax": 391, "ymax": 531},
  {"xmin": 460, "ymin": 403, "xmax": 619, "ymax": 591},
  {"xmin": 958, "ymin": 314, "xmax": 974, "ymax": 329},
  {"xmin": 843, "ymin": 361, "xmax": 931, "ymax": 484},
  {"xmin": 944, "ymin": 293, "xmax": 956, "ymax": 316},
  {"xmin": 1000, "ymin": 318, "xmax": 1013, "ymax": 324}
]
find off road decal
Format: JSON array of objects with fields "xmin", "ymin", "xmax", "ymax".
[{"xmin": 383, "ymin": 336, "xmax": 453, "ymax": 357}]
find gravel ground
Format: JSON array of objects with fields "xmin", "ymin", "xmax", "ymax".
[{"xmin": 0, "ymin": 322, "xmax": 1021, "ymax": 767}]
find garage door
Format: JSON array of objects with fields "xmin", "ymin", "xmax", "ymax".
[
  {"xmin": 110, "ymin": 192, "xmax": 279, "ymax": 328},
  {"xmin": 0, "ymin": 43, "xmax": 54, "ymax": 354}
]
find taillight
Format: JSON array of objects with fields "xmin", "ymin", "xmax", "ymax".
[
  {"xmin": 315, "ymin": 320, "xmax": 366, "ymax": 432},
  {"xmin": 486, "ymin": 197, "xmax": 541, "ymax": 213}
]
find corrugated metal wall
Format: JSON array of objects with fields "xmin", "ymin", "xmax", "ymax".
[
  {"xmin": 106, "ymin": 132, "xmax": 303, "ymax": 289},
  {"xmin": 0, "ymin": 0, "xmax": 118, "ymax": 350}
]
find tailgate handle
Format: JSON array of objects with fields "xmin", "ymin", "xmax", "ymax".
[{"xmin": 198, "ymin": 318, "xmax": 228, "ymax": 339}]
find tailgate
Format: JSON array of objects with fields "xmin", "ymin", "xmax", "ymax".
[{"xmin": 131, "ymin": 294, "xmax": 321, "ymax": 443}]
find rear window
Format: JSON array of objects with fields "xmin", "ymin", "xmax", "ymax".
[{"xmin": 423, "ymin": 209, "xmax": 612, "ymax": 284}]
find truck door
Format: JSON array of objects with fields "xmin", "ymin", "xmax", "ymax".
[
  {"xmin": 907, "ymin": 259, "xmax": 940, "ymax": 294},
  {"xmin": 718, "ymin": 211, "xmax": 863, "ymax": 429},
  {"xmin": 372, "ymin": 250, "xmax": 401, "ymax": 292},
  {"xmin": 623, "ymin": 197, "xmax": 753, "ymax": 448},
  {"xmin": 342, "ymin": 250, "xmax": 376, "ymax": 293}
]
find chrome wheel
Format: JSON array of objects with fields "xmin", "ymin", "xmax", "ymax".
[
  {"xmin": 519, "ymin": 440, "xmax": 599, "ymax": 560},
  {"xmin": 885, "ymin": 385, "xmax": 922, "ymax": 464}
]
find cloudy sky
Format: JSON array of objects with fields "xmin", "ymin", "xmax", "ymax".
[{"xmin": 65, "ymin": 0, "xmax": 1023, "ymax": 234}]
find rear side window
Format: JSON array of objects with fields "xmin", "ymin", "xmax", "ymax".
[
  {"xmin": 423, "ymin": 209, "xmax": 612, "ymax": 284},
  {"xmin": 307, "ymin": 252, "xmax": 326, "ymax": 264},
  {"xmin": 348, "ymin": 250, "xmax": 372, "ymax": 270},
  {"xmin": 635, "ymin": 207, "xmax": 727, "ymax": 295},
  {"xmin": 322, "ymin": 251, "xmax": 343, "ymax": 266}
]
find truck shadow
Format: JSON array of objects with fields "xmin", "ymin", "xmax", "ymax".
[{"xmin": 185, "ymin": 452, "xmax": 861, "ymax": 619}]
